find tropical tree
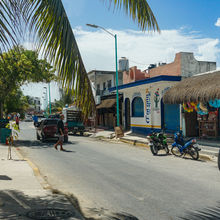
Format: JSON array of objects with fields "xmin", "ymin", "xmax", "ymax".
[
  {"xmin": 0, "ymin": 0, "xmax": 159, "ymax": 118},
  {"xmin": 0, "ymin": 46, "xmax": 56, "ymax": 116}
]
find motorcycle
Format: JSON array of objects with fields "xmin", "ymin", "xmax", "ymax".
[
  {"xmin": 147, "ymin": 131, "xmax": 169, "ymax": 155},
  {"xmin": 171, "ymin": 131, "xmax": 201, "ymax": 160}
]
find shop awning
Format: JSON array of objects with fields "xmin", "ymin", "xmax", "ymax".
[
  {"xmin": 163, "ymin": 70, "xmax": 220, "ymax": 104},
  {"xmin": 96, "ymin": 98, "xmax": 116, "ymax": 109}
]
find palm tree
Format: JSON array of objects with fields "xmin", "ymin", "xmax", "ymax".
[{"xmin": 0, "ymin": 0, "xmax": 159, "ymax": 117}]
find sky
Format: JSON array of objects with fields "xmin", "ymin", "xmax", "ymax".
[{"xmin": 22, "ymin": 0, "xmax": 220, "ymax": 105}]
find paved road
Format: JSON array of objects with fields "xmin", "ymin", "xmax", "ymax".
[{"xmin": 16, "ymin": 122, "xmax": 220, "ymax": 220}]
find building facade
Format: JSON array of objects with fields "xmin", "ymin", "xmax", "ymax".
[
  {"xmin": 88, "ymin": 70, "xmax": 123, "ymax": 105},
  {"xmin": 110, "ymin": 75, "xmax": 181, "ymax": 134},
  {"xmin": 146, "ymin": 52, "xmax": 216, "ymax": 78}
]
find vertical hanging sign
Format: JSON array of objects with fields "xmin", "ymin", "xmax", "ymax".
[{"xmin": 146, "ymin": 89, "xmax": 151, "ymax": 125}]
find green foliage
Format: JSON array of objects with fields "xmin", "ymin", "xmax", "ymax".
[
  {"xmin": 0, "ymin": 46, "xmax": 56, "ymax": 116},
  {"xmin": 0, "ymin": 46, "xmax": 55, "ymax": 100},
  {"xmin": 51, "ymin": 89, "xmax": 74, "ymax": 113},
  {"xmin": 0, "ymin": 0, "xmax": 159, "ymax": 118},
  {"xmin": 4, "ymin": 89, "xmax": 29, "ymax": 116}
]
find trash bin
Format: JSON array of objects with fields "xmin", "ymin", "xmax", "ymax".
[{"xmin": 0, "ymin": 128, "xmax": 11, "ymax": 144}]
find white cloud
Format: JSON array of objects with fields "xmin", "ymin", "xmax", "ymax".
[
  {"xmin": 215, "ymin": 18, "xmax": 220, "ymax": 27},
  {"xmin": 21, "ymin": 27, "xmax": 220, "ymax": 100},
  {"xmin": 73, "ymin": 27, "xmax": 220, "ymax": 71}
]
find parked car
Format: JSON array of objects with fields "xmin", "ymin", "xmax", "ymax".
[
  {"xmin": 24, "ymin": 115, "xmax": 33, "ymax": 122},
  {"xmin": 48, "ymin": 114, "xmax": 60, "ymax": 119},
  {"xmin": 35, "ymin": 119, "xmax": 68, "ymax": 142}
]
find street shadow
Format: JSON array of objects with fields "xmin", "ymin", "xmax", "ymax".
[
  {"xmin": 0, "ymin": 190, "xmax": 83, "ymax": 220},
  {"xmin": 108, "ymin": 212, "xmax": 139, "ymax": 220},
  {"xmin": 154, "ymin": 153, "xmax": 171, "ymax": 157},
  {"xmin": 55, "ymin": 149, "xmax": 75, "ymax": 153},
  {"xmin": 179, "ymin": 201, "xmax": 220, "ymax": 219},
  {"xmin": 86, "ymin": 207, "xmax": 139, "ymax": 220},
  {"xmin": 181, "ymin": 156, "xmax": 206, "ymax": 163},
  {"xmin": 0, "ymin": 175, "xmax": 12, "ymax": 180},
  {"xmin": 126, "ymin": 132, "xmax": 146, "ymax": 138},
  {"xmin": 14, "ymin": 140, "xmax": 77, "ymax": 149}
]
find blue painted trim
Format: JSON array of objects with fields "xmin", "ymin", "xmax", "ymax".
[
  {"xmin": 109, "ymin": 75, "xmax": 181, "ymax": 92},
  {"xmin": 131, "ymin": 127, "xmax": 161, "ymax": 135},
  {"xmin": 161, "ymin": 98, "xmax": 164, "ymax": 130}
]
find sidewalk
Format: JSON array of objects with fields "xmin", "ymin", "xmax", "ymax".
[
  {"xmin": 0, "ymin": 144, "xmax": 84, "ymax": 220},
  {"xmin": 89, "ymin": 130, "xmax": 220, "ymax": 160}
]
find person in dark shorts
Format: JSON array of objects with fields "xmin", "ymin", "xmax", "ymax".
[{"xmin": 54, "ymin": 114, "xmax": 65, "ymax": 151}]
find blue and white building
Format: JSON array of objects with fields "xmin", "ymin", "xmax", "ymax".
[{"xmin": 110, "ymin": 75, "xmax": 181, "ymax": 135}]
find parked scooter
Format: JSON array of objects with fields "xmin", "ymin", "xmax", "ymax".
[
  {"xmin": 148, "ymin": 131, "xmax": 169, "ymax": 155},
  {"xmin": 171, "ymin": 131, "xmax": 201, "ymax": 160}
]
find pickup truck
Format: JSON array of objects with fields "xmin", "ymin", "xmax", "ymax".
[{"xmin": 62, "ymin": 107, "xmax": 85, "ymax": 135}]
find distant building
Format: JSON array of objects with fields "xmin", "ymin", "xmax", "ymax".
[
  {"xmin": 88, "ymin": 70, "xmax": 123, "ymax": 105},
  {"xmin": 29, "ymin": 97, "xmax": 41, "ymax": 112},
  {"xmin": 123, "ymin": 66, "xmax": 149, "ymax": 84},
  {"xmin": 145, "ymin": 52, "xmax": 216, "ymax": 78}
]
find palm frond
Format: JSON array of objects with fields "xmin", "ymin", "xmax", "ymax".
[
  {"xmin": 24, "ymin": 0, "xmax": 160, "ymax": 118},
  {"xmin": 29, "ymin": 0, "xmax": 95, "ymax": 118},
  {"xmin": 104, "ymin": 0, "xmax": 160, "ymax": 32}
]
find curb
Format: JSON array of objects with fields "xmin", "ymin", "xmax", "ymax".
[
  {"xmin": 14, "ymin": 146, "xmax": 86, "ymax": 220},
  {"xmin": 120, "ymin": 138, "xmax": 149, "ymax": 148},
  {"xmin": 15, "ymin": 147, "xmax": 40, "ymax": 177},
  {"xmin": 119, "ymin": 137, "xmax": 217, "ymax": 161}
]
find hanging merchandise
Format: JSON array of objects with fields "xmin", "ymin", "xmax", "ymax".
[
  {"xmin": 199, "ymin": 102, "xmax": 208, "ymax": 112},
  {"xmin": 183, "ymin": 102, "xmax": 193, "ymax": 112},
  {"xmin": 207, "ymin": 102, "xmax": 216, "ymax": 112},
  {"xmin": 190, "ymin": 102, "xmax": 198, "ymax": 111},
  {"xmin": 209, "ymin": 99, "xmax": 220, "ymax": 108},
  {"xmin": 197, "ymin": 103, "xmax": 208, "ymax": 115}
]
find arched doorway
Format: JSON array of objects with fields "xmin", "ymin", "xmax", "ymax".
[
  {"xmin": 125, "ymin": 98, "xmax": 131, "ymax": 130},
  {"xmin": 132, "ymin": 97, "xmax": 144, "ymax": 117}
]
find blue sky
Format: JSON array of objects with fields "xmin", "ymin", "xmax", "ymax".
[
  {"xmin": 23, "ymin": 0, "xmax": 220, "ymax": 103},
  {"xmin": 61, "ymin": 0, "xmax": 220, "ymax": 70},
  {"xmin": 63, "ymin": 0, "xmax": 220, "ymax": 38}
]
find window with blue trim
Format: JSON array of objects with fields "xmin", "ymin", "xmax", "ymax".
[{"xmin": 132, "ymin": 97, "xmax": 144, "ymax": 117}]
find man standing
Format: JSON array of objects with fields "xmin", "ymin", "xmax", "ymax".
[
  {"xmin": 54, "ymin": 114, "xmax": 65, "ymax": 151},
  {"xmin": 33, "ymin": 113, "xmax": 38, "ymax": 127}
]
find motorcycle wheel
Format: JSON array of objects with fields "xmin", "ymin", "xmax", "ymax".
[
  {"xmin": 171, "ymin": 146, "xmax": 182, "ymax": 157},
  {"xmin": 189, "ymin": 146, "xmax": 199, "ymax": 160},
  {"xmin": 164, "ymin": 144, "xmax": 169, "ymax": 154},
  {"xmin": 150, "ymin": 143, "xmax": 158, "ymax": 156}
]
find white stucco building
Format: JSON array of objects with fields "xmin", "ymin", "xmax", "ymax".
[{"xmin": 110, "ymin": 75, "xmax": 181, "ymax": 134}]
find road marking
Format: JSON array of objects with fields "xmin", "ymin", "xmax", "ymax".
[{"xmin": 5, "ymin": 190, "xmax": 31, "ymax": 209}]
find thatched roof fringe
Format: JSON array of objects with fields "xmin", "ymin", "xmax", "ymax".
[{"xmin": 163, "ymin": 71, "xmax": 220, "ymax": 104}]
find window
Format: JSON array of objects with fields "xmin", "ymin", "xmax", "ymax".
[
  {"xmin": 103, "ymin": 82, "xmax": 106, "ymax": 90},
  {"xmin": 132, "ymin": 97, "xmax": 144, "ymax": 117},
  {"xmin": 108, "ymin": 80, "xmax": 112, "ymax": 88}
]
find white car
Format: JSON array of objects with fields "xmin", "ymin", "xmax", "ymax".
[{"xmin": 24, "ymin": 115, "xmax": 33, "ymax": 122}]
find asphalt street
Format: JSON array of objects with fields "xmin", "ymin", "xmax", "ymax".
[{"xmin": 16, "ymin": 121, "xmax": 220, "ymax": 220}]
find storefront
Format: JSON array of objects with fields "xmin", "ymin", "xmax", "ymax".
[
  {"xmin": 109, "ymin": 75, "xmax": 181, "ymax": 135},
  {"xmin": 163, "ymin": 70, "xmax": 220, "ymax": 138}
]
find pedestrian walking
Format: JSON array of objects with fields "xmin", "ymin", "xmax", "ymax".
[
  {"xmin": 33, "ymin": 113, "xmax": 38, "ymax": 127},
  {"xmin": 54, "ymin": 114, "xmax": 65, "ymax": 151}
]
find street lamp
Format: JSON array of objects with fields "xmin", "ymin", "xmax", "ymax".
[
  {"xmin": 44, "ymin": 84, "xmax": 51, "ymax": 114},
  {"xmin": 43, "ymin": 87, "xmax": 48, "ymax": 113},
  {"xmin": 86, "ymin": 24, "xmax": 120, "ymax": 127}
]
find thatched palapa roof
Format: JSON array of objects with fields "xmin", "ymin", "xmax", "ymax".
[{"xmin": 163, "ymin": 70, "xmax": 220, "ymax": 104}]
